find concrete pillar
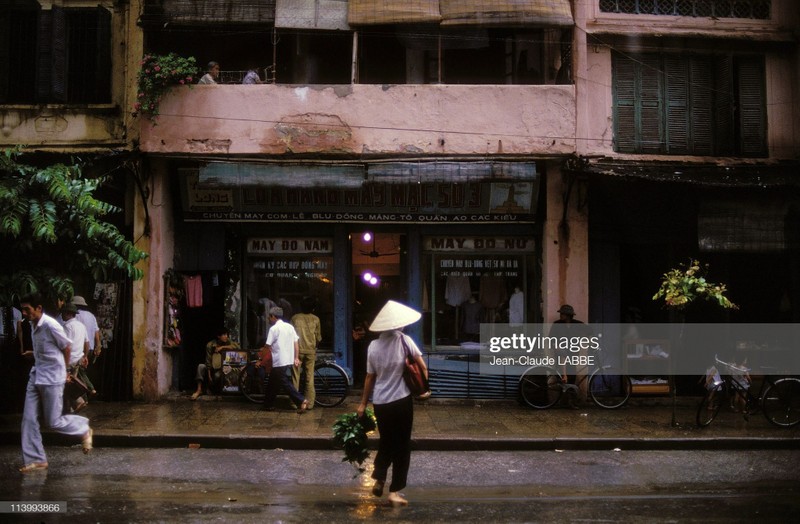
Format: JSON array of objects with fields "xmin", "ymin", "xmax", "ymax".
[
  {"xmin": 132, "ymin": 159, "xmax": 175, "ymax": 400},
  {"xmin": 541, "ymin": 161, "xmax": 589, "ymax": 323}
]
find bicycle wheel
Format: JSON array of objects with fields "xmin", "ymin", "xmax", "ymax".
[
  {"xmin": 239, "ymin": 362, "xmax": 266, "ymax": 404},
  {"xmin": 519, "ymin": 366, "xmax": 563, "ymax": 409},
  {"xmin": 589, "ymin": 367, "xmax": 631, "ymax": 409},
  {"xmin": 696, "ymin": 383, "xmax": 724, "ymax": 427},
  {"xmin": 762, "ymin": 377, "xmax": 800, "ymax": 427},
  {"xmin": 314, "ymin": 362, "xmax": 349, "ymax": 407}
]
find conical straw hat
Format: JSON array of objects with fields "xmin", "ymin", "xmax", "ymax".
[{"xmin": 368, "ymin": 300, "xmax": 422, "ymax": 332}]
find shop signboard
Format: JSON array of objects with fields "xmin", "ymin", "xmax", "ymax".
[{"xmin": 180, "ymin": 161, "xmax": 539, "ymax": 223}]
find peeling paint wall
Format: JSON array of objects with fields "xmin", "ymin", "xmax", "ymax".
[
  {"xmin": 141, "ymin": 84, "xmax": 576, "ymax": 156},
  {"xmin": 132, "ymin": 160, "xmax": 176, "ymax": 400},
  {"xmin": 542, "ymin": 160, "xmax": 589, "ymax": 323}
]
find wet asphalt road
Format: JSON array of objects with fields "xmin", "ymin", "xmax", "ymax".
[{"xmin": 1, "ymin": 446, "xmax": 799, "ymax": 522}]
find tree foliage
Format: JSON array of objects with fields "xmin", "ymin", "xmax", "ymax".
[{"xmin": 0, "ymin": 147, "xmax": 148, "ymax": 304}]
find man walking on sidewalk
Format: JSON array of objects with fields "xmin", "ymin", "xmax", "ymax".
[
  {"xmin": 260, "ymin": 306, "xmax": 308, "ymax": 413},
  {"xmin": 19, "ymin": 293, "xmax": 93, "ymax": 473}
]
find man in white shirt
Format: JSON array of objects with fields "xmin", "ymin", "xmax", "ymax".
[
  {"xmin": 259, "ymin": 307, "xmax": 308, "ymax": 413},
  {"xmin": 71, "ymin": 296, "xmax": 101, "ymax": 357},
  {"xmin": 62, "ymin": 303, "xmax": 92, "ymax": 412},
  {"xmin": 19, "ymin": 293, "xmax": 92, "ymax": 473}
]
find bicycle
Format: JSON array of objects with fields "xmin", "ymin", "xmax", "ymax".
[
  {"xmin": 518, "ymin": 350, "xmax": 632, "ymax": 409},
  {"xmin": 696, "ymin": 355, "xmax": 800, "ymax": 428},
  {"xmin": 239, "ymin": 351, "xmax": 350, "ymax": 407}
]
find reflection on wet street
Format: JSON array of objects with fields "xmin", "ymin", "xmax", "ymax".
[{"xmin": 2, "ymin": 447, "xmax": 799, "ymax": 522}]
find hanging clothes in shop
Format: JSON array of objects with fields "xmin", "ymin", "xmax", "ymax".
[
  {"xmin": 479, "ymin": 275, "xmax": 507, "ymax": 322},
  {"xmin": 445, "ymin": 276, "xmax": 472, "ymax": 307},
  {"xmin": 184, "ymin": 275, "xmax": 203, "ymax": 308},
  {"xmin": 509, "ymin": 288, "xmax": 524, "ymax": 324}
]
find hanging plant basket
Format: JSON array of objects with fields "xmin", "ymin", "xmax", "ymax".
[{"xmin": 653, "ymin": 259, "xmax": 737, "ymax": 311}]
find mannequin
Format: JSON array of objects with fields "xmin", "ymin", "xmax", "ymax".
[{"xmin": 508, "ymin": 286, "xmax": 524, "ymax": 325}]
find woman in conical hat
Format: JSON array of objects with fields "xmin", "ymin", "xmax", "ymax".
[{"xmin": 357, "ymin": 300, "xmax": 428, "ymax": 506}]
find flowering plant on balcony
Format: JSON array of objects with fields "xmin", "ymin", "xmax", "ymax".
[
  {"xmin": 653, "ymin": 259, "xmax": 737, "ymax": 310},
  {"xmin": 134, "ymin": 53, "xmax": 199, "ymax": 122}
]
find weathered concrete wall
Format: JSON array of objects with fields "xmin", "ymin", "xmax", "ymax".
[
  {"xmin": 541, "ymin": 160, "xmax": 589, "ymax": 324},
  {"xmin": 140, "ymin": 84, "xmax": 576, "ymax": 156},
  {"xmin": 582, "ymin": 0, "xmax": 800, "ymax": 41},
  {"xmin": 132, "ymin": 160, "xmax": 176, "ymax": 400},
  {"xmin": 0, "ymin": 0, "xmax": 135, "ymax": 151},
  {"xmin": 575, "ymin": 0, "xmax": 800, "ymax": 160}
]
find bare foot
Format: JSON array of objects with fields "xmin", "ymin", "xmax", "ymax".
[{"xmin": 388, "ymin": 492, "xmax": 408, "ymax": 506}]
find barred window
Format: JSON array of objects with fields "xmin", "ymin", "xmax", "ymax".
[
  {"xmin": 0, "ymin": 6, "xmax": 111, "ymax": 104},
  {"xmin": 599, "ymin": 0, "xmax": 771, "ymax": 19}
]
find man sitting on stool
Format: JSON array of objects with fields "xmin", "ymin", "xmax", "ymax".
[{"xmin": 192, "ymin": 327, "xmax": 239, "ymax": 400}]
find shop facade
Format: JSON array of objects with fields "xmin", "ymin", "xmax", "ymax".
[{"xmin": 161, "ymin": 160, "xmax": 546, "ymax": 398}]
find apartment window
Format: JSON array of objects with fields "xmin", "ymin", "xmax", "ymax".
[
  {"xmin": 599, "ymin": 0, "xmax": 771, "ymax": 19},
  {"xmin": 612, "ymin": 52, "xmax": 766, "ymax": 157},
  {"xmin": 358, "ymin": 27, "xmax": 571, "ymax": 85},
  {"xmin": 0, "ymin": 5, "xmax": 111, "ymax": 104}
]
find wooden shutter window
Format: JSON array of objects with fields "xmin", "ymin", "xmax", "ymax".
[
  {"xmin": 35, "ymin": 8, "xmax": 52, "ymax": 102},
  {"xmin": 688, "ymin": 56, "xmax": 714, "ymax": 156},
  {"xmin": 736, "ymin": 56, "xmax": 767, "ymax": 157},
  {"xmin": 94, "ymin": 6, "xmax": 112, "ymax": 103},
  {"xmin": 664, "ymin": 56, "xmax": 689, "ymax": 154},
  {"xmin": 638, "ymin": 55, "xmax": 663, "ymax": 154},
  {"xmin": 713, "ymin": 56, "xmax": 734, "ymax": 156},
  {"xmin": 612, "ymin": 53, "xmax": 637, "ymax": 153},
  {"xmin": 50, "ymin": 5, "xmax": 67, "ymax": 102}
]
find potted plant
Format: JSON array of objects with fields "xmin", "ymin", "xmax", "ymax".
[
  {"xmin": 134, "ymin": 53, "xmax": 199, "ymax": 123},
  {"xmin": 653, "ymin": 259, "xmax": 737, "ymax": 425},
  {"xmin": 653, "ymin": 259, "xmax": 737, "ymax": 311}
]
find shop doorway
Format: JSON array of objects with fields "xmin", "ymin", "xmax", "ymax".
[{"xmin": 351, "ymin": 231, "xmax": 406, "ymax": 386}]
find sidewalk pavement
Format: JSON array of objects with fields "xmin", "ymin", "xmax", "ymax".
[{"xmin": 1, "ymin": 392, "xmax": 798, "ymax": 451}]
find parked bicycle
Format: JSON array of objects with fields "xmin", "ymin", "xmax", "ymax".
[
  {"xmin": 518, "ymin": 348, "xmax": 632, "ymax": 409},
  {"xmin": 239, "ymin": 351, "xmax": 350, "ymax": 407},
  {"xmin": 696, "ymin": 355, "xmax": 800, "ymax": 428}
]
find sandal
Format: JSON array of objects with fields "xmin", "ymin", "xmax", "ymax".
[
  {"xmin": 388, "ymin": 492, "xmax": 408, "ymax": 506},
  {"xmin": 82, "ymin": 428, "xmax": 93, "ymax": 454},
  {"xmin": 19, "ymin": 462, "xmax": 48, "ymax": 473},
  {"xmin": 371, "ymin": 480, "xmax": 384, "ymax": 497}
]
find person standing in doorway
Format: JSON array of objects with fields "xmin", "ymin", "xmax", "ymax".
[
  {"xmin": 19, "ymin": 293, "xmax": 92, "ymax": 473},
  {"xmin": 259, "ymin": 307, "xmax": 308, "ymax": 413},
  {"xmin": 291, "ymin": 297, "xmax": 321, "ymax": 408},
  {"xmin": 357, "ymin": 300, "xmax": 428, "ymax": 506}
]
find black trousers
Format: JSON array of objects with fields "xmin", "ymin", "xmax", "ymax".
[
  {"xmin": 264, "ymin": 365, "xmax": 305, "ymax": 408},
  {"xmin": 372, "ymin": 394, "xmax": 414, "ymax": 492}
]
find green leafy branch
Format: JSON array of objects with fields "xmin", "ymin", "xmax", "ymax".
[
  {"xmin": 332, "ymin": 409, "xmax": 377, "ymax": 477},
  {"xmin": 0, "ymin": 147, "xmax": 148, "ymax": 303},
  {"xmin": 653, "ymin": 259, "xmax": 737, "ymax": 310}
]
